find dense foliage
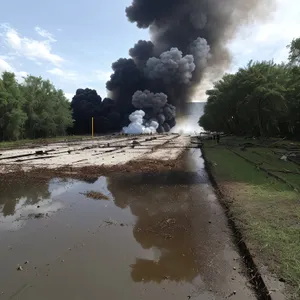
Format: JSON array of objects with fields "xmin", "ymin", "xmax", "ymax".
[
  {"xmin": 0, "ymin": 72, "xmax": 73, "ymax": 141},
  {"xmin": 200, "ymin": 38, "xmax": 300, "ymax": 138}
]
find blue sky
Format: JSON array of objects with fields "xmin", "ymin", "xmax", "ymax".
[{"xmin": 0, "ymin": 0, "xmax": 299, "ymax": 101}]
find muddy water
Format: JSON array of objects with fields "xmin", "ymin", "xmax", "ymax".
[{"xmin": 0, "ymin": 150, "xmax": 255, "ymax": 300}]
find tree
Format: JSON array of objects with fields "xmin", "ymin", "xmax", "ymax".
[
  {"xmin": 288, "ymin": 38, "xmax": 300, "ymax": 66},
  {"xmin": 0, "ymin": 72, "xmax": 73, "ymax": 141},
  {"xmin": 199, "ymin": 60, "xmax": 294, "ymax": 137},
  {"xmin": 0, "ymin": 72, "xmax": 27, "ymax": 140},
  {"xmin": 21, "ymin": 76, "xmax": 73, "ymax": 138}
]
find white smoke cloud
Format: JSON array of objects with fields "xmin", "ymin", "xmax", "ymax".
[
  {"xmin": 145, "ymin": 48, "xmax": 196, "ymax": 84},
  {"xmin": 189, "ymin": 37, "xmax": 211, "ymax": 68},
  {"xmin": 122, "ymin": 110, "xmax": 159, "ymax": 134}
]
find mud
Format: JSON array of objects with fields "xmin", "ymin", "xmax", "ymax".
[
  {"xmin": 0, "ymin": 134, "xmax": 192, "ymax": 174},
  {"xmin": 0, "ymin": 150, "xmax": 255, "ymax": 300}
]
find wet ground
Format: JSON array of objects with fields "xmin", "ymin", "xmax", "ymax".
[{"xmin": 0, "ymin": 150, "xmax": 255, "ymax": 300}]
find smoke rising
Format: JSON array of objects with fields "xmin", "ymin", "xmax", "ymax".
[
  {"xmin": 104, "ymin": 0, "xmax": 274, "ymax": 134},
  {"xmin": 129, "ymin": 90, "xmax": 176, "ymax": 133},
  {"xmin": 145, "ymin": 48, "xmax": 196, "ymax": 84},
  {"xmin": 123, "ymin": 110, "xmax": 159, "ymax": 134}
]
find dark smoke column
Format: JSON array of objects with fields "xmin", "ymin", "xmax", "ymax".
[{"xmin": 105, "ymin": 0, "xmax": 273, "ymax": 132}]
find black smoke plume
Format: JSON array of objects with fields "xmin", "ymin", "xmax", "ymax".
[
  {"xmin": 71, "ymin": 88, "xmax": 121, "ymax": 134},
  {"xmin": 73, "ymin": 0, "xmax": 273, "ymax": 134}
]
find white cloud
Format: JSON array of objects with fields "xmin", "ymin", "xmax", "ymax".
[
  {"xmin": 95, "ymin": 70, "xmax": 112, "ymax": 81},
  {"xmin": 35, "ymin": 26, "xmax": 56, "ymax": 42},
  {"xmin": 1, "ymin": 24, "xmax": 63, "ymax": 66},
  {"xmin": 47, "ymin": 68, "xmax": 78, "ymax": 81},
  {"xmin": 0, "ymin": 57, "xmax": 27, "ymax": 82},
  {"xmin": 64, "ymin": 92, "xmax": 74, "ymax": 100},
  {"xmin": 228, "ymin": 0, "xmax": 300, "ymax": 72},
  {"xmin": 15, "ymin": 71, "xmax": 28, "ymax": 82},
  {"xmin": 0, "ymin": 57, "xmax": 14, "ymax": 73}
]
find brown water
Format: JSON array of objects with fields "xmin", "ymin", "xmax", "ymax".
[{"xmin": 0, "ymin": 150, "xmax": 255, "ymax": 300}]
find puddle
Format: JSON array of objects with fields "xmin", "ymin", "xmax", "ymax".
[{"xmin": 0, "ymin": 150, "xmax": 255, "ymax": 300}]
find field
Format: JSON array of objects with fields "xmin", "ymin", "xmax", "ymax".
[
  {"xmin": 202, "ymin": 136, "xmax": 300, "ymax": 299},
  {"xmin": 0, "ymin": 134, "xmax": 258, "ymax": 300}
]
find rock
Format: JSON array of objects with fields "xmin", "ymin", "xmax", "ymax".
[
  {"xmin": 24, "ymin": 261, "xmax": 29, "ymax": 264},
  {"xmin": 17, "ymin": 265, "xmax": 23, "ymax": 271},
  {"xmin": 279, "ymin": 277, "xmax": 286, "ymax": 283},
  {"xmin": 233, "ymin": 267, "xmax": 236, "ymax": 270}
]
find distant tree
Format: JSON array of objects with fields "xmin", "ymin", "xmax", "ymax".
[
  {"xmin": 0, "ymin": 72, "xmax": 73, "ymax": 141},
  {"xmin": 199, "ymin": 56, "xmax": 299, "ymax": 138},
  {"xmin": 0, "ymin": 72, "xmax": 27, "ymax": 140},
  {"xmin": 288, "ymin": 38, "xmax": 300, "ymax": 66},
  {"xmin": 21, "ymin": 76, "xmax": 73, "ymax": 138}
]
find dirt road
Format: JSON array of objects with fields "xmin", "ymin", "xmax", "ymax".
[{"xmin": 0, "ymin": 137, "xmax": 256, "ymax": 299}]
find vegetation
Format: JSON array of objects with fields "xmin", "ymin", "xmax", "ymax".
[
  {"xmin": 0, "ymin": 135, "xmax": 89, "ymax": 149},
  {"xmin": 199, "ymin": 38, "xmax": 300, "ymax": 138},
  {"xmin": 0, "ymin": 72, "xmax": 73, "ymax": 141},
  {"xmin": 203, "ymin": 136, "xmax": 300, "ymax": 298}
]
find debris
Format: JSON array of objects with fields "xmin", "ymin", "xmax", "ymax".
[
  {"xmin": 132, "ymin": 140, "xmax": 141, "ymax": 146},
  {"xmin": 280, "ymin": 155, "xmax": 287, "ymax": 161},
  {"xmin": 24, "ymin": 261, "xmax": 29, "ymax": 264},
  {"xmin": 33, "ymin": 213, "xmax": 44, "ymax": 219},
  {"xmin": 28, "ymin": 213, "xmax": 44, "ymax": 219},
  {"xmin": 17, "ymin": 265, "xmax": 23, "ymax": 271},
  {"xmin": 82, "ymin": 191, "xmax": 110, "ymax": 200},
  {"xmin": 35, "ymin": 150, "xmax": 44, "ymax": 155}
]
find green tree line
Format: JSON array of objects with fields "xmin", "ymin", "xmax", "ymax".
[
  {"xmin": 0, "ymin": 72, "xmax": 73, "ymax": 141},
  {"xmin": 199, "ymin": 38, "xmax": 300, "ymax": 138}
]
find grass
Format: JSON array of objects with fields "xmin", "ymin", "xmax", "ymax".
[
  {"xmin": 203, "ymin": 137, "xmax": 300, "ymax": 299},
  {"xmin": 0, "ymin": 135, "xmax": 90, "ymax": 149}
]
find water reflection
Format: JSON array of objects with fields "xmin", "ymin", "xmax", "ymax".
[
  {"xmin": 107, "ymin": 169, "xmax": 207, "ymax": 284},
  {"xmin": 0, "ymin": 179, "xmax": 51, "ymax": 217},
  {"xmin": 0, "ymin": 178, "xmax": 75, "ymax": 231}
]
